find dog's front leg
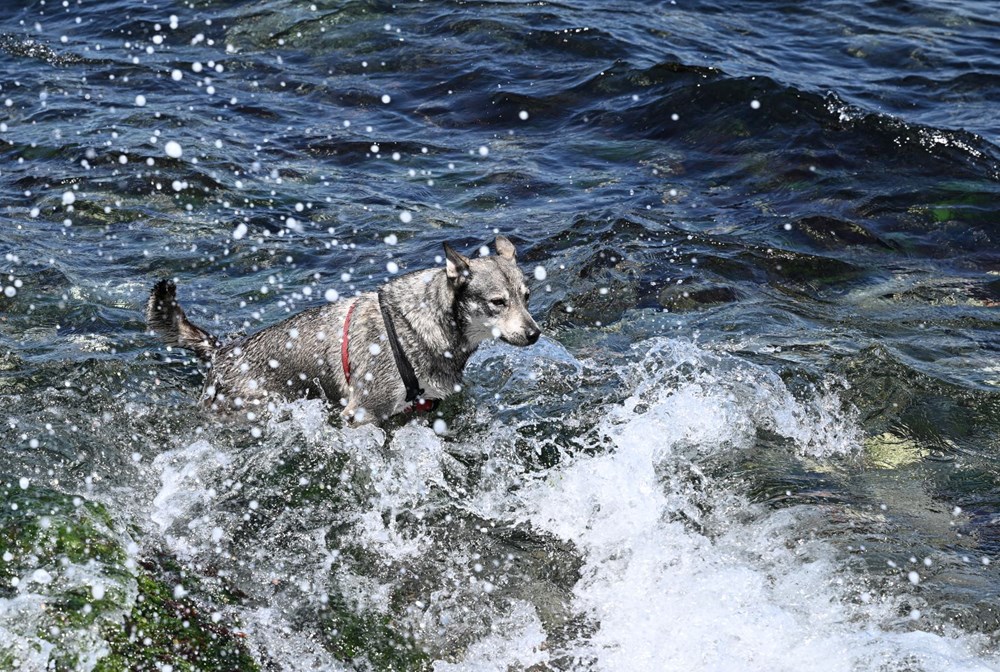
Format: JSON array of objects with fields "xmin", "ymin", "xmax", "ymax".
[{"xmin": 342, "ymin": 393, "xmax": 367, "ymax": 425}]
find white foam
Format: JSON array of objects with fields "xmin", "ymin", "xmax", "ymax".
[
  {"xmin": 510, "ymin": 339, "xmax": 997, "ymax": 671},
  {"xmin": 0, "ymin": 535, "xmax": 137, "ymax": 671},
  {"xmin": 239, "ymin": 607, "xmax": 349, "ymax": 671},
  {"xmin": 151, "ymin": 439, "xmax": 231, "ymax": 557},
  {"xmin": 348, "ymin": 425, "xmax": 449, "ymax": 564},
  {"xmin": 433, "ymin": 600, "xmax": 548, "ymax": 671},
  {"xmin": 144, "ymin": 408, "xmax": 400, "ymax": 670}
]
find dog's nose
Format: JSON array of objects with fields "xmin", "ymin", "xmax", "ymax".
[{"xmin": 525, "ymin": 326, "xmax": 541, "ymax": 344}]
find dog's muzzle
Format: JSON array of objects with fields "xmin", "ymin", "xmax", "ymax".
[{"xmin": 503, "ymin": 327, "xmax": 541, "ymax": 346}]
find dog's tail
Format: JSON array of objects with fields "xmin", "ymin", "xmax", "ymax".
[{"xmin": 145, "ymin": 280, "xmax": 218, "ymax": 361}]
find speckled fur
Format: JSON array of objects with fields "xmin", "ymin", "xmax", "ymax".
[{"xmin": 145, "ymin": 237, "xmax": 540, "ymax": 425}]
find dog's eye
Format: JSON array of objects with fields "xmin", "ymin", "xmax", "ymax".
[{"xmin": 489, "ymin": 297, "xmax": 507, "ymax": 307}]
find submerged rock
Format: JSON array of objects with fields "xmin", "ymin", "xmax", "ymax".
[
  {"xmin": 790, "ymin": 215, "xmax": 895, "ymax": 250},
  {"xmin": 548, "ymin": 280, "xmax": 638, "ymax": 329},
  {"xmin": 658, "ymin": 283, "xmax": 740, "ymax": 312}
]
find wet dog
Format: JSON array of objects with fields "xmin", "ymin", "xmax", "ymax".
[{"xmin": 145, "ymin": 237, "xmax": 541, "ymax": 424}]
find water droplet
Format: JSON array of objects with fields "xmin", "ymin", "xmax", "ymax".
[{"xmin": 164, "ymin": 140, "xmax": 183, "ymax": 159}]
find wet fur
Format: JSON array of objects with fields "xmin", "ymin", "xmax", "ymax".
[{"xmin": 145, "ymin": 238, "xmax": 540, "ymax": 424}]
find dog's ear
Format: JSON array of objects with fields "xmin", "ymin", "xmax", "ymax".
[
  {"xmin": 444, "ymin": 242, "xmax": 471, "ymax": 284},
  {"xmin": 495, "ymin": 235, "xmax": 516, "ymax": 260}
]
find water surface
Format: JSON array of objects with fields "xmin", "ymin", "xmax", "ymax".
[{"xmin": 1, "ymin": 0, "xmax": 999, "ymax": 669}]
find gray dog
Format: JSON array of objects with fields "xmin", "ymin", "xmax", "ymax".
[{"xmin": 146, "ymin": 236, "xmax": 541, "ymax": 424}]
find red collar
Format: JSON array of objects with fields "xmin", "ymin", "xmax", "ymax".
[{"xmin": 341, "ymin": 299, "xmax": 358, "ymax": 384}]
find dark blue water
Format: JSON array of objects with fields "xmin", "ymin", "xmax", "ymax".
[{"xmin": 1, "ymin": 0, "xmax": 999, "ymax": 669}]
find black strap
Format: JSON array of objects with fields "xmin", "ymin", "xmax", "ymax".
[{"xmin": 377, "ymin": 289, "xmax": 424, "ymax": 403}]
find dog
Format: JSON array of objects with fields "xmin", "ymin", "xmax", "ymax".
[{"xmin": 145, "ymin": 236, "xmax": 541, "ymax": 424}]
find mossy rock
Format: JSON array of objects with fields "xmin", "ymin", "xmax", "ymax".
[
  {"xmin": 546, "ymin": 281, "xmax": 638, "ymax": 329},
  {"xmin": 96, "ymin": 565, "xmax": 258, "ymax": 672},
  {"xmin": 0, "ymin": 486, "xmax": 133, "ymax": 665},
  {"xmin": 0, "ymin": 486, "xmax": 258, "ymax": 671},
  {"xmin": 790, "ymin": 215, "xmax": 895, "ymax": 251},
  {"xmin": 758, "ymin": 249, "xmax": 864, "ymax": 286},
  {"xmin": 317, "ymin": 593, "xmax": 430, "ymax": 671}
]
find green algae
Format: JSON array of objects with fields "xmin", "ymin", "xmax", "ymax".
[
  {"xmin": 0, "ymin": 486, "xmax": 258, "ymax": 672},
  {"xmin": 0, "ymin": 487, "xmax": 133, "ymax": 670},
  {"xmin": 317, "ymin": 593, "xmax": 430, "ymax": 672},
  {"xmin": 95, "ymin": 568, "xmax": 258, "ymax": 672}
]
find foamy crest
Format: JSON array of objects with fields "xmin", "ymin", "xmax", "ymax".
[
  {"xmin": 513, "ymin": 339, "xmax": 996, "ymax": 671},
  {"xmin": 151, "ymin": 439, "xmax": 231, "ymax": 558}
]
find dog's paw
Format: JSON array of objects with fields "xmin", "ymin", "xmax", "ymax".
[{"xmin": 342, "ymin": 404, "xmax": 368, "ymax": 426}]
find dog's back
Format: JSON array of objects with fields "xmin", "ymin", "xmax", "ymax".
[{"xmin": 204, "ymin": 301, "xmax": 353, "ymax": 408}]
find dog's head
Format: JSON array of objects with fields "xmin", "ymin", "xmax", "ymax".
[{"xmin": 445, "ymin": 236, "xmax": 541, "ymax": 347}]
